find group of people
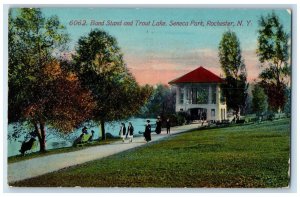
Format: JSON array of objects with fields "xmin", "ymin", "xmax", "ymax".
[
  {"xmin": 154, "ymin": 117, "xmax": 171, "ymax": 135},
  {"xmin": 74, "ymin": 117, "xmax": 172, "ymax": 146},
  {"xmin": 119, "ymin": 122, "xmax": 134, "ymax": 143},
  {"xmin": 73, "ymin": 127, "xmax": 94, "ymax": 146},
  {"xmin": 81, "ymin": 127, "xmax": 95, "ymax": 140},
  {"xmin": 120, "ymin": 117, "xmax": 171, "ymax": 143}
]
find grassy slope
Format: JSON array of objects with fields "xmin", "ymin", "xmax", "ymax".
[{"xmin": 11, "ymin": 119, "xmax": 290, "ymax": 188}]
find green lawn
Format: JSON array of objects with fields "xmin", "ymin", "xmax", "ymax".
[{"xmin": 11, "ymin": 119, "xmax": 290, "ymax": 188}]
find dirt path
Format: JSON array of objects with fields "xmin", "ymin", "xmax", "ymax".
[{"xmin": 7, "ymin": 123, "xmax": 202, "ymax": 183}]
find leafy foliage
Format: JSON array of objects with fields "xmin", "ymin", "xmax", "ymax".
[
  {"xmin": 73, "ymin": 29, "xmax": 153, "ymax": 140},
  {"xmin": 140, "ymin": 84, "xmax": 175, "ymax": 119},
  {"xmin": 8, "ymin": 8, "xmax": 95, "ymax": 152},
  {"xmin": 252, "ymin": 84, "xmax": 268, "ymax": 115},
  {"xmin": 256, "ymin": 12, "xmax": 290, "ymax": 111},
  {"xmin": 258, "ymin": 80, "xmax": 286, "ymax": 112},
  {"xmin": 218, "ymin": 31, "xmax": 248, "ymax": 115},
  {"xmin": 22, "ymin": 61, "xmax": 96, "ymax": 133},
  {"xmin": 283, "ymin": 87, "xmax": 291, "ymax": 116}
]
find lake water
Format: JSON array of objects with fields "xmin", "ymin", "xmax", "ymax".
[{"xmin": 7, "ymin": 118, "xmax": 156, "ymax": 157}]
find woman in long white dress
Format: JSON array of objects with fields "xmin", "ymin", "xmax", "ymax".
[
  {"xmin": 119, "ymin": 123, "xmax": 126, "ymax": 142},
  {"xmin": 126, "ymin": 122, "xmax": 134, "ymax": 143}
]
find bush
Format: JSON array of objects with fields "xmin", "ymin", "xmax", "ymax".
[
  {"xmin": 267, "ymin": 112, "xmax": 275, "ymax": 121},
  {"xmin": 164, "ymin": 112, "xmax": 189, "ymax": 127},
  {"xmin": 105, "ymin": 133, "xmax": 119, "ymax": 139},
  {"xmin": 176, "ymin": 112, "xmax": 190, "ymax": 125}
]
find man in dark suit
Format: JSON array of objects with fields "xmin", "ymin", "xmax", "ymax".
[{"xmin": 166, "ymin": 118, "xmax": 171, "ymax": 134}]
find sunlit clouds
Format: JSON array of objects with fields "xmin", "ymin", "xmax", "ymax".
[{"xmin": 124, "ymin": 48, "xmax": 262, "ymax": 85}]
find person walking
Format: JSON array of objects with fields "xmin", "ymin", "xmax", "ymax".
[
  {"xmin": 166, "ymin": 118, "xmax": 171, "ymax": 134},
  {"xmin": 126, "ymin": 122, "xmax": 134, "ymax": 143},
  {"xmin": 119, "ymin": 123, "xmax": 126, "ymax": 142},
  {"xmin": 155, "ymin": 116, "xmax": 162, "ymax": 134},
  {"xmin": 144, "ymin": 120, "xmax": 152, "ymax": 142}
]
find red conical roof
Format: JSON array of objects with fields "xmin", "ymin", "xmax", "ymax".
[{"xmin": 169, "ymin": 66, "xmax": 224, "ymax": 84}]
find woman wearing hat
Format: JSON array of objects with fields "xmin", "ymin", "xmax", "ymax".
[
  {"xmin": 82, "ymin": 126, "xmax": 88, "ymax": 134},
  {"xmin": 144, "ymin": 120, "xmax": 152, "ymax": 142},
  {"xmin": 155, "ymin": 116, "xmax": 162, "ymax": 134}
]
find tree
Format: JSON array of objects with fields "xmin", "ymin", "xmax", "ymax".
[
  {"xmin": 283, "ymin": 86, "xmax": 291, "ymax": 116},
  {"xmin": 252, "ymin": 84, "xmax": 268, "ymax": 116},
  {"xmin": 8, "ymin": 8, "xmax": 96, "ymax": 152},
  {"xmin": 141, "ymin": 84, "xmax": 176, "ymax": 119},
  {"xmin": 73, "ymin": 29, "xmax": 153, "ymax": 140},
  {"xmin": 256, "ymin": 12, "xmax": 290, "ymax": 111},
  {"xmin": 218, "ymin": 31, "xmax": 248, "ymax": 118}
]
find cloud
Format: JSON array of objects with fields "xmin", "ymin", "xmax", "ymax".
[
  {"xmin": 242, "ymin": 50, "xmax": 262, "ymax": 81},
  {"xmin": 124, "ymin": 48, "xmax": 222, "ymax": 70},
  {"xmin": 125, "ymin": 48, "xmax": 262, "ymax": 85},
  {"xmin": 129, "ymin": 68, "xmax": 191, "ymax": 86},
  {"xmin": 60, "ymin": 48, "xmax": 263, "ymax": 86},
  {"xmin": 124, "ymin": 49, "xmax": 220, "ymax": 85}
]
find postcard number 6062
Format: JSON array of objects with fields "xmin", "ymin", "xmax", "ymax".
[{"xmin": 69, "ymin": 20, "xmax": 87, "ymax": 26}]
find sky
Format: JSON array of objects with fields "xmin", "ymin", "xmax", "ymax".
[{"xmin": 38, "ymin": 8, "xmax": 291, "ymax": 85}]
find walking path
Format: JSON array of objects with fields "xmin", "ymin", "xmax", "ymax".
[{"xmin": 7, "ymin": 123, "xmax": 203, "ymax": 183}]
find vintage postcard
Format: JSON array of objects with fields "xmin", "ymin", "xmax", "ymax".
[{"xmin": 6, "ymin": 6, "xmax": 292, "ymax": 189}]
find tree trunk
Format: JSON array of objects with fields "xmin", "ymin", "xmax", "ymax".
[
  {"xmin": 100, "ymin": 120, "xmax": 106, "ymax": 141},
  {"xmin": 39, "ymin": 122, "xmax": 46, "ymax": 152},
  {"xmin": 34, "ymin": 122, "xmax": 42, "ymax": 149},
  {"xmin": 236, "ymin": 107, "xmax": 240, "ymax": 121},
  {"xmin": 33, "ymin": 121, "xmax": 46, "ymax": 153},
  {"xmin": 98, "ymin": 124, "xmax": 102, "ymax": 141}
]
